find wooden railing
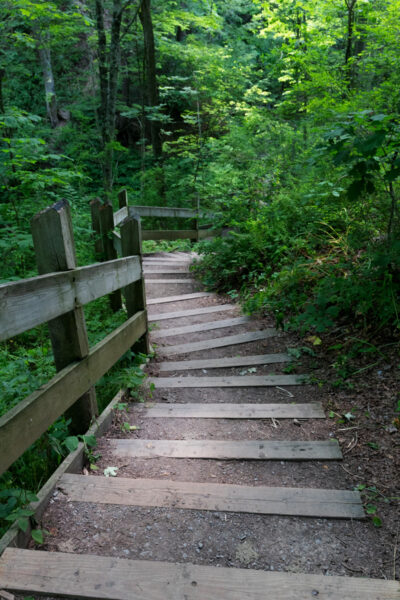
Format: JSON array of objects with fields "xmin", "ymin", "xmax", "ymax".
[
  {"xmin": 0, "ymin": 200, "xmax": 149, "ymax": 476},
  {"xmin": 109, "ymin": 189, "xmax": 215, "ymax": 244}
]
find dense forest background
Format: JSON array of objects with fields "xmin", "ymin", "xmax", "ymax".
[{"xmin": 0, "ymin": 0, "xmax": 399, "ymax": 536}]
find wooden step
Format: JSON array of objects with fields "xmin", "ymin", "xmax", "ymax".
[
  {"xmin": 143, "ymin": 269, "xmax": 190, "ymax": 274},
  {"xmin": 143, "ymin": 402, "xmax": 325, "ymax": 419},
  {"xmin": 159, "ymin": 329, "xmax": 278, "ymax": 355},
  {"xmin": 148, "ymin": 303, "xmax": 236, "ymax": 322},
  {"xmin": 4, "ymin": 548, "xmax": 396, "ymax": 599},
  {"xmin": 158, "ymin": 353, "xmax": 291, "ymax": 370},
  {"xmin": 145, "ymin": 278, "xmax": 196, "ymax": 284},
  {"xmin": 111, "ymin": 439, "xmax": 342, "ymax": 460},
  {"xmin": 58, "ymin": 474, "xmax": 362, "ymax": 519},
  {"xmin": 147, "ymin": 292, "xmax": 214, "ymax": 305},
  {"xmin": 149, "ymin": 375, "xmax": 306, "ymax": 388},
  {"xmin": 154, "ymin": 316, "xmax": 251, "ymax": 338}
]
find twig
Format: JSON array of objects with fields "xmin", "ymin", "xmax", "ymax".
[
  {"xmin": 343, "ymin": 433, "xmax": 358, "ymax": 454},
  {"xmin": 275, "ymin": 386, "xmax": 294, "ymax": 398},
  {"xmin": 341, "ymin": 464, "xmax": 363, "ymax": 479},
  {"xmin": 394, "ymin": 526, "xmax": 399, "ymax": 580},
  {"xmin": 341, "ymin": 562, "xmax": 367, "ymax": 575}
]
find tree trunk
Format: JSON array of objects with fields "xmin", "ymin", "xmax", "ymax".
[
  {"xmin": 38, "ymin": 40, "xmax": 59, "ymax": 128},
  {"xmin": 95, "ymin": 0, "xmax": 124, "ymax": 198},
  {"xmin": 140, "ymin": 0, "xmax": 162, "ymax": 159}
]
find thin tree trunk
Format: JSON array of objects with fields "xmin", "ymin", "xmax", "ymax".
[
  {"xmin": 140, "ymin": 0, "xmax": 162, "ymax": 159},
  {"xmin": 38, "ymin": 40, "xmax": 59, "ymax": 127}
]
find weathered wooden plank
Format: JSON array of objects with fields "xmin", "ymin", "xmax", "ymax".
[
  {"xmin": 147, "ymin": 292, "xmax": 214, "ymax": 305},
  {"xmin": 5, "ymin": 549, "xmax": 397, "ymax": 599},
  {"xmin": 0, "ymin": 311, "xmax": 147, "ymax": 475},
  {"xmin": 99, "ymin": 203, "xmax": 122, "ymax": 311},
  {"xmin": 120, "ymin": 216, "xmax": 149, "ymax": 355},
  {"xmin": 113, "ymin": 230, "xmax": 122, "ymax": 255},
  {"xmin": 158, "ymin": 353, "xmax": 291, "ymax": 370},
  {"xmin": 143, "ymin": 261, "xmax": 191, "ymax": 266},
  {"xmin": 113, "ymin": 206, "xmax": 128, "ymax": 226},
  {"xmin": 112, "ymin": 439, "xmax": 342, "ymax": 460},
  {"xmin": 145, "ymin": 278, "xmax": 196, "ymax": 284},
  {"xmin": 148, "ymin": 304, "xmax": 236, "ymax": 322},
  {"xmin": 160, "ymin": 329, "xmax": 277, "ymax": 355},
  {"xmin": 143, "ymin": 402, "xmax": 325, "ymax": 419},
  {"xmin": 31, "ymin": 200, "xmax": 97, "ymax": 433},
  {"xmin": 143, "ymin": 269, "xmax": 190, "ymax": 274},
  {"xmin": 142, "ymin": 230, "xmax": 198, "ymax": 241},
  {"xmin": 154, "ymin": 316, "xmax": 251, "ymax": 338},
  {"xmin": 58, "ymin": 474, "xmax": 362, "ymax": 519},
  {"xmin": 0, "ymin": 256, "xmax": 141, "ymax": 341},
  {"xmin": 74, "ymin": 257, "xmax": 141, "ymax": 305},
  {"xmin": 128, "ymin": 204, "xmax": 200, "ymax": 219},
  {"xmin": 149, "ymin": 375, "xmax": 306, "ymax": 388}
]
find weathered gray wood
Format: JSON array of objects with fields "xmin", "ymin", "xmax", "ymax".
[
  {"xmin": 145, "ymin": 278, "xmax": 196, "ymax": 284},
  {"xmin": 113, "ymin": 230, "xmax": 122, "ymax": 255},
  {"xmin": 113, "ymin": 205, "xmax": 128, "ymax": 226},
  {"xmin": 158, "ymin": 353, "xmax": 291, "ymax": 370},
  {"xmin": 154, "ymin": 316, "xmax": 251, "ymax": 338},
  {"xmin": 99, "ymin": 202, "xmax": 122, "ymax": 311},
  {"xmin": 149, "ymin": 375, "xmax": 306, "ymax": 388},
  {"xmin": 111, "ymin": 439, "xmax": 342, "ymax": 460},
  {"xmin": 0, "ymin": 310, "xmax": 147, "ymax": 475},
  {"xmin": 118, "ymin": 188, "xmax": 128, "ymax": 209},
  {"xmin": 59, "ymin": 474, "xmax": 362, "ymax": 519},
  {"xmin": 142, "ymin": 230, "xmax": 198, "ymax": 241},
  {"xmin": 147, "ymin": 292, "xmax": 214, "ymax": 305},
  {"xmin": 31, "ymin": 200, "xmax": 97, "ymax": 434},
  {"xmin": 129, "ymin": 204, "xmax": 199, "ymax": 219},
  {"xmin": 143, "ymin": 269, "xmax": 190, "ymax": 274},
  {"xmin": 0, "ymin": 256, "xmax": 141, "ymax": 342},
  {"xmin": 6, "ymin": 549, "xmax": 398, "ymax": 599},
  {"xmin": 198, "ymin": 227, "xmax": 219, "ymax": 239},
  {"xmin": 143, "ymin": 402, "xmax": 325, "ymax": 419},
  {"xmin": 120, "ymin": 216, "xmax": 149, "ymax": 354},
  {"xmin": 148, "ymin": 304, "xmax": 236, "ymax": 322},
  {"xmin": 160, "ymin": 329, "xmax": 277, "ymax": 355}
]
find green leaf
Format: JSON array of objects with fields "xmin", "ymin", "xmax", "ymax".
[
  {"xmin": 17, "ymin": 517, "xmax": 29, "ymax": 532},
  {"xmin": 366, "ymin": 504, "xmax": 377, "ymax": 514},
  {"xmin": 372, "ymin": 516, "xmax": 382, "ymax": 528},
  {"xmin": 63, "ymin": 436, "xmax": 79, "ymax": 453},
  {"xmin": 31, "ymin": 529, "xmax": 44, "ymax": 544}
]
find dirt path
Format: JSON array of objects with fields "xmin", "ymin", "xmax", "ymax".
[{"xmin": 3, "ymin": 251, "xmax": 399, "ymax": 599}]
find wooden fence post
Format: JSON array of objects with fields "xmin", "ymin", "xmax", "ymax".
[
  {"xmin": 90, "ymin": 198, "xmax": 103, "ymax": 260},
  {"xmin": 118, "ymin": 188, "xmax": 128, "ymax": 209},
  {"xmin": 120, "ymin": 215, "xmax": 150, "ymax": 355},
  {"xmin": 99, "ymin": 202, "xmax": 122, "ymax": 312},
  {"xmin": 31, "ymin": 200, "xmax": 98, "ymax": 434}
]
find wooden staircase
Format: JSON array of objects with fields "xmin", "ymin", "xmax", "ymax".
[{"xmin": 0, "ymin": 251, "xmax": 399, "ymax": 599}]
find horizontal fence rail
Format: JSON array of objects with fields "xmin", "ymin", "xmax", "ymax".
[
  {"xmin": 128, "ymin": 205, "xmax": 210, "ymax": 219},
  {"xmin": 0, "ymin": 310, "xmax": 147, "ymax": 475},
  {"xmin": 0, "ymin": 256, "xmax": 141, "ymax": 342}
]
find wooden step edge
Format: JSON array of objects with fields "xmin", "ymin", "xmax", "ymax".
[
  {"xmin": 3, "ymin": 548, "xmax": 397, "ymax": 599},
  {"xmin": 147, "ymin": 292, "xmax": 214, "ymax": 305},
  {"xmin": 141, "ymin": 402, "xmax": 325, "ymax": 419},
  {"xmin": 110, "ymin": 439, "xmax": 343, "ymax": 460},
  {"xmin": 58, "ymin": 474, "xmax": 363, "ymax": 519},
  {"xmin": 157, "ymin": 353, "xmax": 291, "ymax": 370},
  {"xmin": 148, "ymin": 375, "xmax": 307, "ymax": 388}
]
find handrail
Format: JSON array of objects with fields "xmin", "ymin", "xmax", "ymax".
[
  {"xmin": 0, "ymin": 256, "xmax": 141, "ymax": 342},
  {"xmin": 0, "ymin": 310, "xmax": 147, "ymax": 474}
]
